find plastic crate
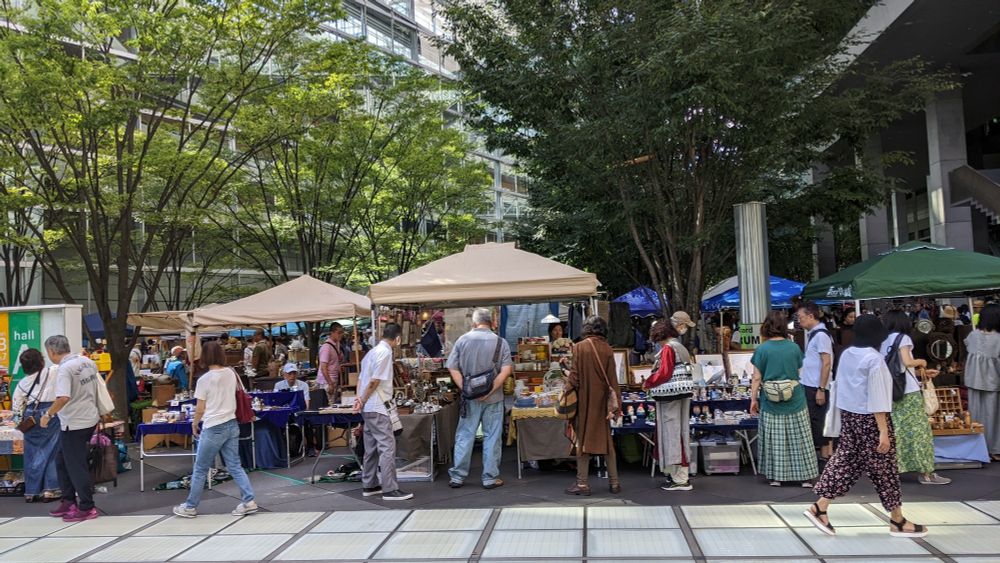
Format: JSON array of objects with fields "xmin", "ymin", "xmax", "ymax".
[{"xmin": 699, "ymin": 439, "xmax": 741, "ymax": 475}]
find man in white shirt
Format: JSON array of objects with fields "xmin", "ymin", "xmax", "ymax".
[
  {"xmin": 796, "ymin": 302, "xmax": 833, "ymax": 458},
  {"xmin": 353, "ymin": 323, "xmax": 412, "ymax": 501},
  {"xmin": 275, "ymin": 363, "xmax": 310, "ymax": 409}
]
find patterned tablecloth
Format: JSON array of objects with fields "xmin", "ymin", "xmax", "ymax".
[{"xmin": 507, "ymin": 407, "xmax": 562, "ymax": 445}]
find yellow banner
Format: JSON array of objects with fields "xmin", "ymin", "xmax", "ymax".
[{"xmin": 0, "ymin": 313, "xmax": 8, "ymax": 374}]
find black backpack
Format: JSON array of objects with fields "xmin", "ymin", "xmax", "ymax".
[
  {"xmin": 884, "ymin": 333, "xmax": 908, "ymax": 402},
  {"xmin": 810, "ymin": 328, "xmax": 843, "ymax": 380}
]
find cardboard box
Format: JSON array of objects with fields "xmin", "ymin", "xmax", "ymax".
[
  {"xmin": 288, "ymin": 348, "xmax": 309, "ymax": 363},
  {"xmin": 142, "ymin": 407, "xmax": 188, "ymax": 450},
  {"xmin": 152, "ymin": 384, "xmax": 176, "ymax": 407},
  {"xmin": 326, "ymin": 427, "xmax": 349, "ymax": 448},
  {"xmin": 348, "ymin": 372, "xmax": 358, "ymax": 387}
]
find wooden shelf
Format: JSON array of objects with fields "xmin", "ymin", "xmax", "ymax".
[{"xmin": 932, "ymin": 427, "xmax": 984, "ymax": 436}]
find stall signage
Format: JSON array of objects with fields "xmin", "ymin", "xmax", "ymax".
[
  {"xmin": 738, "ymin": 323, "xmax": 762, "ymax": 349},
  {"xmin": 0, "ymin": 311, "xmax": 42, "ymax": 385}
]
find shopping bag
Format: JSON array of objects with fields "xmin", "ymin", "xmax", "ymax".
[
  {"xmin": 921, "ymin": 369, "xmax": 939, "ymax": 416},
  {"xmin": 822, "ymin": 381, "xmax": 841, "ymax": 438}
]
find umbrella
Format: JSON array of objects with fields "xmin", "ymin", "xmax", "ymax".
[
  {"xmin": 800, "ymin": 241, "xmax": 1000, "ymax": 301},
  {"xmin": 701, "ymin": 275, "xmax": 805, "ymax": 311},
  {"xmin": 613, "ymin": 286, "xmax": 666, "ymax": 316}
]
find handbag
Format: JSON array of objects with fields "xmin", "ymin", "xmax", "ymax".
[
  {"xmin": 88, "ymin": 430, "xmax": 118, "ymax": 484},
  {"xmin": 232, "ymin": 368, "xmax": 255, "ymax": 424},
  {"xmin": 97, "ymin": 374, "xmax": 115, "ymax": 416},
  {"xmin": 16, "ymin": 371, "xmax": 44, "ymax": 433},
  {"xmin": 462, "ymin": 337, "xmax": 503, "ymax": 400},
  {"xmin": 920, "ymin": 369, "xmax": 939, "ymax": 416},
  {"xmin": 762, "ymin": 379, "xmax": 799, "ymax": 403},
  {"xmin": 822, "ymin": 380, "xmax": 841, "ymax": 438},
  {"xmin": 647, "ymin": 363, "xmax": 695, "ymax": 398}
]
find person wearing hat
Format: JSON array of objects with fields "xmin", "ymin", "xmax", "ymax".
[
  {"xmin": 274, "ymin": 363, "xmax": 310, "ymax": 409},
  {"xmin": 670, "ymin": 311, "xmax": 697, "ymax": 333},
  {"xmin": 164, "ymin": 347, "xmax": 189, "ymax": 391}
]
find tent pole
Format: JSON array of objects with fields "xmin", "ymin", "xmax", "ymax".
[
  {"xmin": 352, "ymin": 316, "xmax": 361, "ymax": 370},
  {"xmin": 719, "ymin": 310, "xmax": 723, "ymax": 354},
  {"xmin": 854, "ymin": 300, "xmax": 861, "ymax": 315}
]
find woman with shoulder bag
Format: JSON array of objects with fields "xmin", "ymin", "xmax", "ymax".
[
  {"xmin": 750, "ymin": 311, "xmax": 819, "ymax": 487},
  {"xmin": 12, "ymin": 349, "xmax": 61, "ymax": 502},
  {"xmin": 173, "ymin": 342, "xmax": 257, "ymax": 518},
  {"xmin": 565, "ymin": 316, "xmax": 621, "ymax": 496},
  {"xmin": 645, "ymin": 315, "xmax": 696, "ymax": 492},
  {"xmin": 880, "ymin": 310, "xmax": 949, "ymax": 485}
]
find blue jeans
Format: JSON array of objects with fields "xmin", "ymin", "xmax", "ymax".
[
  {"xmin": 184, "ymin": 419, "xmax": 254, "ymax": 508},
  {"xmin": 449, "ymin": 399, "xmax": 504, "ymax": 485}
]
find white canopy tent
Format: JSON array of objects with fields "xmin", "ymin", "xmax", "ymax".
[{"xmin": 368, "ymin": 243, "xmax": 599, "ymax": 307}]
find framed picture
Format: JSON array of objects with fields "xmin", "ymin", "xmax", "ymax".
[
  {"xmin": 629, "ymin": 365, "xmax": 653, "ymax": 386},
  {"xmin": 693, "ymin": 353, "xmax": 726, "ymax": 385},
  {"xmin": 612, "ymin": 348, "xmax": 630, "ymax": 385},
  {"xmin": 726, "ymin": 352, "xmax": 755, "ymax": 380}
]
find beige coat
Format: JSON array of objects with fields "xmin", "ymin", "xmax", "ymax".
[{"xmin": 570, "ymin": 336, "xmax": 620, "ymax": 455}]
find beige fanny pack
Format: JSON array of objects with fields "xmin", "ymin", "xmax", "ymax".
[{"xmin": 763, "ymin": 380, "xmax": 799, "ymax": 403}]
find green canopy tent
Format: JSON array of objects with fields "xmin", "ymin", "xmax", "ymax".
[{"xmin": 801, "ymin": 241, "xmax": 1000, "ymax": 301}]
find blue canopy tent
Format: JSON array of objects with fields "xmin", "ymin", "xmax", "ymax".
[
  {"xmin": 613, "ymin": 286, "xmax": 666, "ymax": 317},
  {"xmin": 83, "ymin": 312, "xmax": 134, "ymax": 341},
  {"xmin": 701, "ymin": 275, "xmax": 805, "ymax": 311}
]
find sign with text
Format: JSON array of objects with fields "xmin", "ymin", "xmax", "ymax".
[
  {"xmin": 738, "ymin": 323, "xmax": 762, "ymax": 349},
  {"xmin": 0, "ymin": 311, "xmax": 42, "ymax": 385}
]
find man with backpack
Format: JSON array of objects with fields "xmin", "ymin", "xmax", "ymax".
[
  {"xmin": 447, "ymin": 308, "xmax": 513, "ymax": 490},
  {"xmin": 796, "ymin": 302, "xmax": 835, "ymax": 460}
]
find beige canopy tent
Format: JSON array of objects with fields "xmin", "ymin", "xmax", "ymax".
[
  {"xmin": 187, "ymin": 275, "xmax": 370, "ymax": 330},
  {"xmin": 127, "ymin": 310, "xmax": 193, "ymax": 333},
  {"xmin": 368, "ymin": 243, "xmax": 599, "ymax": 307}
]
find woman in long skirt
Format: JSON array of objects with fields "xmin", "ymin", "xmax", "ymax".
[
  {"xmin": 12, "ymin": 349, "xmax": 61, "ymax": 502},
  {"xmin": 880, "ymin": 310, "xmax": 949, "ymax": 485},
  {"xmin": 645, "ymin": 313, "xmax": 696, "ymax": 492},
  {"xmin": 806, "ymin": 314, "xmax": 927, "ymax": 538},
  {"xmin": 750, "ymin": 312, "xmax": 818, "ymax": 487},
  {"xmin": 965, "ymin": 304, "xmax": 1000, "ymax": 461}
]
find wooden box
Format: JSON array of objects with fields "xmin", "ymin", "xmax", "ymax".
[{"xmin": 141, "ymin": 407, "xmax": 188, "ymax": 450}]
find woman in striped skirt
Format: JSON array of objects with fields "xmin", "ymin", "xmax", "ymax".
[{"xmin": 750, "ymin": 312, "xmax": 819, "ymax": 487}]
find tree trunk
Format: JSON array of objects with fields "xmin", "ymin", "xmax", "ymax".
[{"xmin": 102, "ymin": 318, "xmax": 131, "ymax": 425}]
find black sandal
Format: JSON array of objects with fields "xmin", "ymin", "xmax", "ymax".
[
  {"xmin": 889, "ymin": 517, "xmax": 928, "ymax": 538},
  {"xmin": 803, "ymin": 502, "xmax": 836, "ymax": 536}
]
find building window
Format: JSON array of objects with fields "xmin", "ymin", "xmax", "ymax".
[
  {"xmin": 366, "ymin": 15, "xmax": 394, "ymax": 52},
  {"xmin": 389, "ymin": 0, "xmax": 413, "ymax": 19},
  {"xmin": 333, "ymin": 4, "xmax": 363, "ymax": 37}
]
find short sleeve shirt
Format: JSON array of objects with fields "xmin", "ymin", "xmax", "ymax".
[
  {"xmin": 801, "ymin": 326, "xmax": 833, "ymax": 389},
  {"xmin": 879, "ymin": 333, "xmax": 920, "ymax": 395},
  {"xmin": 750, "ymin": 339, "xmax": 806, "ymax": 414},
  {"xmin": 358, "ymin": 341, "xmax": 394, "ymax": 415},
  {"xmin": 54, "ymin": 354, "xmax": 101, "ymax": 431},
  {"xmin": 835, "ymin": 347, "xmax": 893, "ymax": 414},
  {"xmin": 446, "ymin": 329, "xmax": 513, "ymax": 404},
  {"xmin": 274, "ymin": 379, "xmax": 310, "ymax": 406},
  {"xmin": 194, "ymin": 367, "xmax": 238, "ymax": 429},
  {"xmin": 317, "ymin": 339, "xmax": 342, "ymax": 387}
]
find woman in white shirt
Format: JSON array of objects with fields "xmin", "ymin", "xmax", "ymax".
[
  {"xmin": 12, "ymin": 349, "xmax": 61, "ymax": 502},
  {"xmin": 806, "ymin": 315, "xmax": 927, "ymax": 539},
  {"xmin": 880, "ymin": 310, "xmax": 949, "ymax": 485}
]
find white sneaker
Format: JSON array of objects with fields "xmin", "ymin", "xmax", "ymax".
[
  {"xmin": 232, "ymin": 501, "xmax": 259, "ymax": 516},
  {"xmin": 172, "ymin": 504, "xmax": 197, "ymax": 518}
]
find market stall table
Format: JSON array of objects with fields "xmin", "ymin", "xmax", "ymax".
[
  {"xmin": 507, "ymin": 407, "xmax": 573, "ymax": 479},
  {"xmin": 135, "ymin": 422, "xmax": 200, "ymax": 492},
  {"xmin": 295, "ymin": 411, "xmax": 364, "ymax": 483},
  {"xmin": 934, "ymin": 433, "xmax": 991, "ymax": 468},
  {"xmin": 395, "ymin": 401, "xmax": 460, "ymax": 482},
  {"xmin": 253, "ymin": 407, "xmax": 301, "ymax": 469},
  {"xmin": 692, "ymin": 419, "xmax": 759, "ymax": 475}
]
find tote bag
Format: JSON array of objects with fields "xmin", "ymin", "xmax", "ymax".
[
  {"xmin": 231, "ymin": 368, "xmax": 255, "ymax": 424},
  {"xmin": 822, "ymin": 380, "xmax": 841, "ymax": 438}
]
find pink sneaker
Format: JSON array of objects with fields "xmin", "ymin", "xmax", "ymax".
[
  {"xmin": 48, "ymin": 501, "xmax": 74, "ymax": 518},
  {"xmin": 62, "ymin": 506, "xmax": 98, "ymax": 522}
]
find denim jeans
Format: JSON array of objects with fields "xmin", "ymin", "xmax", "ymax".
[
  {"xmin": 449, "ymin": 399, "xmax": 504, "ymax": 485},
  {"xmin": 185, "ymin": 419, "xmax": 254, "ymax": 508}
]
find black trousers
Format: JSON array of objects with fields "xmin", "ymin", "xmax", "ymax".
[
  {"xmin": 58, "ymin": 425, "xmax": 96, "ymax": 511},
  {"xmin": 803, "ymin": 386, "xmax": 829, "ymax": 450}
]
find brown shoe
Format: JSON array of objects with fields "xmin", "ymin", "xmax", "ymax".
[
  {"xmin": 609, "ymin": 482, "xmax": 621, "ymax": 494},
  {"xmin": 565, "ymin": 482, "xmax": 592, "ymax": 496}
]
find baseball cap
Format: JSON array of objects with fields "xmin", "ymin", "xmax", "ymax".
[
  {"xmin": 282, "ymin": 363, "xmax": 299, "ymax": 374},
  {"xmin": 670, "ymin": 311, "xmax": 697, "ymax": 328}
]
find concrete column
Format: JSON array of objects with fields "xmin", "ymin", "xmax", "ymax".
[
  {"xmin": 734, "ymin": 202, "xmax": 770, "ymax": 349},
  {"xmin": 858, "ymin": 136, "xmax": 892, "ymax": 260},
  {"xmin": 810, "ymin": 164, "xmax": 838, "ymax": 278},
  {"xmin": 926, "ymin": 89, "xmax": 973, "ymax": 249}
]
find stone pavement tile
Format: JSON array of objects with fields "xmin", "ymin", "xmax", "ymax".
[
  {"xmin": 482, "ymin": 530, "xmax": 582, "ymax": 559},
  {"xmin": 868, "ymin": 501, "xmax": 999, "ymax": 525},
  {"xmin": 771, "ymin": 502, "xmax": 885, "ymax": 527},
  {"xmin": 967, "ymin": 500, "xmax": 1000, "ymax": 520},
  {"xmin": 587, "ymin": 529, "xmax": 689, "ymax": 558},
  {"xmin": 953, "ymin": 559, "xmax": 1000, "ymax": 562},
  {"xmin": 274, "ymin": 532, "xmax": 389, "ymax": 560},
  {"xmin": 136, "ymin": 514, "xmax": 239, "ymax": 536},
  {"xmin": 0, "ymin": 540, "xmax": 30, "ymax": 558},
  {"xmin": 824, "ymin": 559, "xmax": 942, "ymax": 563},
  {"xmin": 51, "ymin": 515, "xmax": 162, "ymax": 537},
  {"xmin": 397, "ymin": 508, "xmax": 491, "ymax": 531},
  {"xmin": 373, "ymin": 531, "xmax": 480, "ymax": 560},
  {"xmin": 588, "ymin": 505, "xmax": 678, "ymax": 528},
  {"xmin": 694, "ymin": 528, "xmax": 812, "ymax": 557},
  {"xmin": 219, "ymin": 511, "xmax": 322, "ymax": 534},
  {"xmin": 172, "ymin": 533, "xmax": 292, "ymax": 561},
  {"xmin": 796, "ymin": 526, "xmax": 931, "ymax": 556},
  {"xmin": 922, "ymin": 524, "xmax": 1000, "ymax": 555},
  {"xmin": 0, "ymin": 536, "xmax": 114, "ymax": 563},
  {"xmin": 706, "ymin": 560, "xmax": 819, "ymax": 563},
  {"xmin": 0, "ymin": 517, "xmax": 75, "ymax": 538},
  {"xmin": 310, "ymin": 510, "xmax": 408, "ymax": 533},
  {"xmin": 82, "ymin": 535, "xmax": 205, "ymax": 562},
  {"xmin": 683, "ymin": 504, "xmax": 786, "ymax": 528},
  {"xmin": 495, "ymin": 507, "xmax": 583, "ymax": 529}
]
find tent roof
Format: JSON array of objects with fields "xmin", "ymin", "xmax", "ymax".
[
  {"xmin": 612, "ymin": 286, "xmax": 665, "ymax": 316},
  {"xmin": 801, "ymin": 242, "xmax": 1000, "ymax": 301},
  {"xmin": 701, "ymin": 275, "xmax": 805, "ymax": 311},
  {"xmin": 189, "ymin": 276, "xmax": 370, "ymax": 329},
  {"xmin": 127, "ymin": 310, "xmax": 190, "ymax": 332},
  {"xmin": 368, "ymin": 243, "xmax": 599, "ymax": 307}
]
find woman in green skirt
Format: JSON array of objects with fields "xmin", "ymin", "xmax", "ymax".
[
  {"xmin": 880, "ymin": 310, "xmax": 950, "ymax": 485},
  {"xmin": 750, "ymin": 312, "xmax": 819, "ymax": 487}
]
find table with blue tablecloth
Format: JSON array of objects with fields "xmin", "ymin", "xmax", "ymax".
[
  {"xmin": 252, "ymin": 407, "xmax": 300, "ymax": 469},
  {"xmin": 934, "ymin": 433, "xmax": 991, "ymax": 466},
  {"xmin": 251, "ymin": 390, "xmax": 307, "ymax": 412}
]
